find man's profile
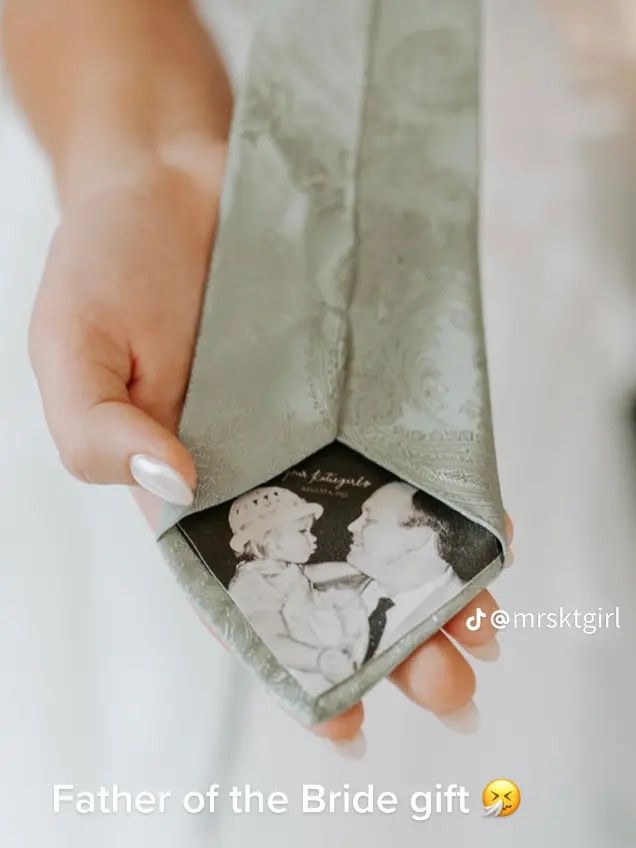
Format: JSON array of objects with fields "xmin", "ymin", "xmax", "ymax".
[{"xmin": 344, "ymin": 481, "xmax": 500, "ymax": 658}]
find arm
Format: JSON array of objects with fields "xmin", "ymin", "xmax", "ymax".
[
  {"xmin": 2, "ymin": 2, "xmax": 509, "ymax": 747},
  {"xmin": 250, "ymin": 611, "xmax": 357, "ymax": 682},
  {"xmin": 250, "ymin": 612, "xmax": 324, "ymax": 671},
  {"xmin": 229, "ymin": 574, "xmax": 357, "ymax": 680},
  {"xmin": 228, "ymin": 573, "xmax": 324, "ymax": 669},
  {"xmin": 1, "ymin": 0, "xmax": 232, "ymax": 510},
  {"xmin": 306, "ymin": 561, "xmax": 368, "ymax": 587},
  {"xmin": 2, "ymin": 0, "xmax": 231, "ymax": 207}
]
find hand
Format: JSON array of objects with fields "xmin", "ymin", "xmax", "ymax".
[
  {"xmin": 315, "ymin": 585, "xmax": 371, "ymax": 667},
  {"xmin": 318, "ymin": 648, "xmax": 357, "ymax": 683},
  {"xmin": 28, "ymin": 150, "xmax": 225, "ymax": 509},
  {"xmin": 311, "ymin": 515, "xmax": 514, "ymax": 756},
  {"xmin": 27, "ymin": 140, "xmax": 512, "ymax": 757},
  {"xmin": 29, "ymin": 169, "xmax": 512, "ymax": 752}
]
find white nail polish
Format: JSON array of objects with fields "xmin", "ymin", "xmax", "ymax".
[
  {"xmin": 330, "ymin": 731, "xmax": 367, "ymax": 760},
  {"xmin": 129, "ymin": 454, "xmax": 194, "ymax": 506},
  {"xmin": 438, "ymin": 700, "xmax": 480, "ymax": 734},
  {"xmin": 465, "ymin": 638, "xmax": 500, "ymax": 662}
]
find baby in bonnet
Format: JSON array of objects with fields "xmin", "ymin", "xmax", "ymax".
[{"xmin": 227, "ymin": 487, "xmax": 369, "ymax": 691}]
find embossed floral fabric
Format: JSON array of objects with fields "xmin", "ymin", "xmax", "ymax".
[{"xmin": 157, "ymin": 0, "xmax": 507, "ymax": 724}]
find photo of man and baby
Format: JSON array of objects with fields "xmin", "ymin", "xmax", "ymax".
[{"xmin": 178, "ymin": 443, "xmax": 501, "ymax": 696}]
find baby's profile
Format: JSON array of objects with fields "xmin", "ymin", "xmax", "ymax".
[
  {"xmin": 228, "ymin": 486, "xmax": 321, "ymax": 584},
  {"xmin": 227, "ymin": 487, "xmax": 368, "ymax": 686}
]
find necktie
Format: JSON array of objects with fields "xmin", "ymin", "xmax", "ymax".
[
  {"xmin": 159, "ymin": 0, "xmax": 509, "ymax": 725},
  {"xmin": 364, "ymin": 596, "xmax": 396, "ymax": 663}
]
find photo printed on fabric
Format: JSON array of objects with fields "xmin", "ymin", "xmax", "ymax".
[{"xmin": 178, "ymin": 442, "xmax": 500, "ymax": 696}]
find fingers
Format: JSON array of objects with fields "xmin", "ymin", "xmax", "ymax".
[
  {"xmin": 310, "ymin": 702, "xmax": 366, "ymax": 758},
  {"xmin": 312, "ymin": 514, "xmax": 514, "ymax": 752},
  {"xmin": 309, "ymin": 630, "xmax": 478, "ymax": 755},
  {"xmin": 504, "ymin": 512, "xmax": 514, "ymax": 545},
  {"xmin": 442, "ymin": 512, "xmax": 513, "ymax": 656},
  {"xmin": 388, "ymin": 512, "xmax": 514, "ymax": 727},
  {"xmin": 29, "ymin": 317, "xmax": 196, "ymax": 503},
  {"xmin": 311, "ymin": 596, "xmax": 499, "ymax": 752},
  {"xmin": 309, "ymin": 632, "xmax": 477, "ymax": 748},
  {"xmin": 309, "ymin": 512, "xmax": 514, "ymax": 750},
  {"xmin": 444, "ymin": 590, "xmax": 500, "ymax": 654},
  {"xmin": 390, "ymin": 631, "xmax": 477, "ymax": 728},
  {"xmin": 312, "ymin": 701, "xmax": 364, "ymax": 742},
  {"xmin": 388, "ymin": 502, "xmax": 513, "ymax": 725}
]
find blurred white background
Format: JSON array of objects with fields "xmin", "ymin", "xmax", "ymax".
[{"xmin": 1, "ymin": 1, "xmax": 635, "ymax": 845}]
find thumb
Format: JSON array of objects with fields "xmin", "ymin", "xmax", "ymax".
[{"xmin": 29, "ymin": 321, "xmax": 196, "ymax": 506}]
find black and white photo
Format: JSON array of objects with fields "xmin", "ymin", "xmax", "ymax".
[{"xmin": 179, "ymin": 442, "xmax": 501, "ymax": 695}]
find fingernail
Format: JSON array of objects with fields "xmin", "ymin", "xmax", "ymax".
[
  {"xmin": 504, "ymin": 548, "xmax": 515, "ymax": 568},
  {"xmin": 438, "ymin": 700, "xmax": 480, "ymax": 734},
  {"xmin": 465, "ymin": 638, "xmax": 500, "ymax": 662},
  {"xmin": 129, "ymin": 454, "xmax": 194, "ymax": 506},
  {"xmin": 329, "ymin": 731, "xmax": 367, "ymax": 760}
]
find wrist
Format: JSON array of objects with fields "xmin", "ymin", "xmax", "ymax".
[
  {"xmin": 4, "ymin": 0, "xmax": 233, "ymax": 211},
  {"xmin": 58, "ymin": 132, "xmax": 228, "ymax": 214}
]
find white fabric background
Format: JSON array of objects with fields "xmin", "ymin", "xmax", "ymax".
[{"xmin": 1, "ymin": 1, "xmax": 635, "ymax": 844}]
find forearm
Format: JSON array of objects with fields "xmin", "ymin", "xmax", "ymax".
[
  {"xmin": 243, "ymin": 608, "xmax": 326, "ymax": 670},
  {"xmin": 248, "ymin": 611, "xmax": 355, "ymax": 679},
  {"xmin": 2, "ymin": 0, "xmax": 232, "ymax": 207}
]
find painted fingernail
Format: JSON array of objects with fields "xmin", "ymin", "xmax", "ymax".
[
  {"xmin": 438, "ymin": 700, "xmax": 480, "ymax": 734},
  {"xmin": 129, "ymin": 454, "xmax": 194, "ymax": 506},
  {"xmin": 330, "ymin": 731, "xmax": 367, "ymax": 760},
  {"xmin": 465, "ymin": 638, "xmax": 500, "ymax": 662}
]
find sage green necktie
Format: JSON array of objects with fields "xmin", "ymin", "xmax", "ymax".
[{"xmin": 158, "ymin": 0, "xmax": 507, "ymax": 724}]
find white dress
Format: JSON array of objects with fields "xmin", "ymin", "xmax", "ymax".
[{"xmin": 2, "ymin": 1, "xmax": 635, "ymax": 844}]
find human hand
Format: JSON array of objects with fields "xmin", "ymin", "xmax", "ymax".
[
  {"xmin": 314, "ymin": 585, "xmax": 371, "ymax": 667},
  {"xmin": 14, "ymin": 0, "xmax": 512, "ymax": 755},
  {"xmin": 318, "ymin": 647, "xmax": 358, "ymax": 683},
  {"xmin": 30, "ymin": 182, "xmax": 511, "ymax": 753},
  {"xmin": 28, "ymin": 149, "xmax": 225, "ymax": 512},
  {"xmin": 27, "ymin": 140, "xmax": 512, "ymax": 760}
]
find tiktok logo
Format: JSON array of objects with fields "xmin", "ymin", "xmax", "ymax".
[{"xmin": 465, "ymin": 607, "xmax": 487, "ymax": 632}]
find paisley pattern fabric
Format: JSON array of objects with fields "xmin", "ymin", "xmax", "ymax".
[{"xmin": 157, "ymin": 0, "xmax": 507, "ymax": 723}]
